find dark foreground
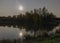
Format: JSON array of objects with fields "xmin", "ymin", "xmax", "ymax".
[{"xmin": 0, "ymin": 38, "xmax": 60, "ymax": 43}]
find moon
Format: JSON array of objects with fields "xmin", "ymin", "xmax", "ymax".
[{"xmin": 18, "ymin": 5, "xmax": 24, "ymax": 11}]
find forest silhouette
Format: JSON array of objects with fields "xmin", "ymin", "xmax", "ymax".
[{"xmin": 0, "ymin": 7, "xmax": 60, "ymax": 31}]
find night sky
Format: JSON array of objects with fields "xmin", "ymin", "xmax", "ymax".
[{"xmin": 0, "ymin": 0, "xmax": 60, "ymax": 17}]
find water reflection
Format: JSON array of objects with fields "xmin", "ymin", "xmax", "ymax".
[
  {"xmin": 0, "ymin": 25, "xmax": 60, "ymax": 43},
  {"xmin": 0, "ymin": 26, "xmax": 26, "ymax": 40}
]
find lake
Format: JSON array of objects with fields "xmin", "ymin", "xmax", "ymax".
[{"xmin": 0, "ymin": 26, "xmax": 26, "ymax": 40}]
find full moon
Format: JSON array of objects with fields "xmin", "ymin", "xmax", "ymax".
[{"xmin": 18, "ymin": 5, "xmax": 24, "ymax": 11}]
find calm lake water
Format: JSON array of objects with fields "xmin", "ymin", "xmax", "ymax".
[
  {"xmin": 0, "ymin": 26, "xmax": 26, "ymax": 40},
  {"xmin": 0, "ymin": 25, "xmax": 59, "ymax": 40}
]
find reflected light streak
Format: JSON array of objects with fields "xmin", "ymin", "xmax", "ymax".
[{"xmin": 19, "ymin": 32, "xmax": 23, "ymax": 37}]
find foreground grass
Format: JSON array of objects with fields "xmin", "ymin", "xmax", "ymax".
[
  {"xmin": 0, "ymin": 37, "xmax": 60, "ymax": 43},
  {"xmin": 24, "ymin": 37, "xmax": 60, "ymax": 43}
]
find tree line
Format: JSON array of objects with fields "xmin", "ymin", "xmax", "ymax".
[{"xmin": 0, "ymin": 7, "xmax": 60, "ymax": 31}]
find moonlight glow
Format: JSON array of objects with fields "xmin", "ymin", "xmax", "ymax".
[
  {"xmin": 18, "ymin": 5, "xmax": 24, "ymax": 11},
  {"xmin": 19, "ymin": 32, "xmax": 23, "ymax": 37}
]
